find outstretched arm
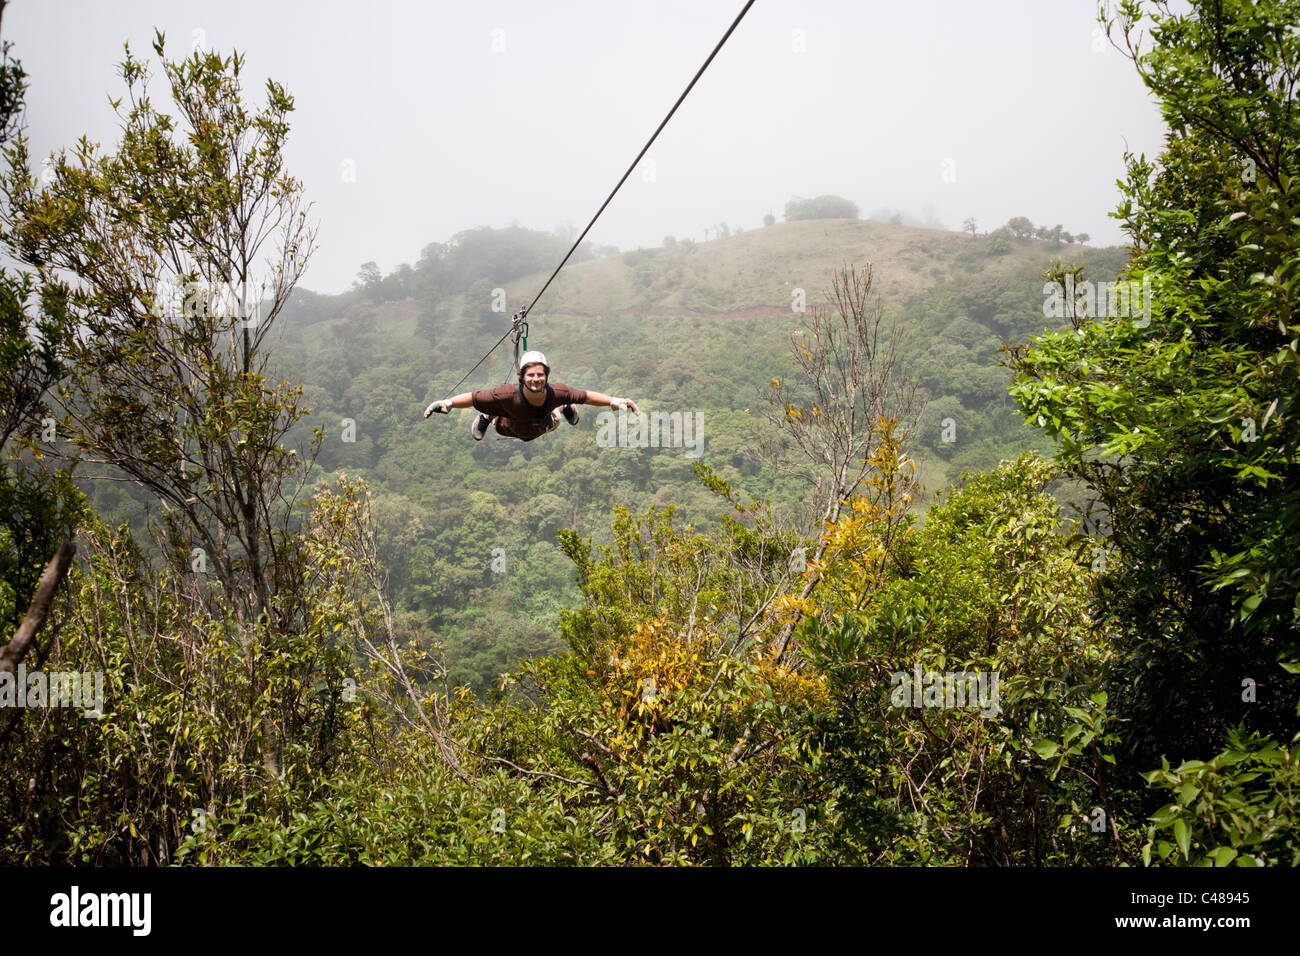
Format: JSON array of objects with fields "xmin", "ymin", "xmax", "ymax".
[
  {"xmin": 583, "ymin": 391, "xmax": 640, "ymax": 415},
  {"xmin": 424, "ymin": 391, "xmax": 475, "ymax": 417}
]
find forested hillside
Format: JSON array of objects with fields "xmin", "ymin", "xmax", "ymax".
[
  {"xmin": 2, "ymin": 0, "xmax": 1297, "ymax": 871},
  {"xmin": 82, "ymin": 218, "xmax": 1129, "ymax": 691}
]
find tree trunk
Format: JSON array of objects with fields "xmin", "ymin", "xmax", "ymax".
[{"xmin": 0, "ymin": 540, "xmax": 76, "ymax": 674}]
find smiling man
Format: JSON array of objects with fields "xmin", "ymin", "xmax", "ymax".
[{"xmin": 424, "ymin": 350, "xmax": 640, "ymax": 442}]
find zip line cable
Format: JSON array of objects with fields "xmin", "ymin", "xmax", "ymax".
[
  {"xmin": 446, "ymin": 0, "xmax": 757, "ymax": 394},
  {"xmin": 520, "ymin": 0, "xmax": 757, "ymax": 322}
]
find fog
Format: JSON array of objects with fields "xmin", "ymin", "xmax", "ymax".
[{"xmin": 8, "ymin": 0, "xmax": 1166, "ymax": 294}]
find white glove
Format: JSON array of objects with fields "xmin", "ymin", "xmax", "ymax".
[
  {"xmin": 610, "ymin": 397, "xmax": 639, "ymax": 414},
  {"xmin": 424, "ymin": 399, "xmax": 452, "ymax": 418}
]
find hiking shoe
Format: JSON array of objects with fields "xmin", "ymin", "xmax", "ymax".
[
  {"xmin": 471, "ymin": 413, "xmax": 492, "ymax": 441},
  {"xmin": 561, "ymin": 404, "xmax": 579, "ymax": 426}
]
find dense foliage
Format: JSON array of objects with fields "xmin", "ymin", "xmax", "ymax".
[{"xmin": 1009, "ymin": 0, "xmax": 1300, "ymax": 863}]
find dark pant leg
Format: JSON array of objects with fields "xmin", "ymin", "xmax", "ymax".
[{"xmin": 494, "ymin": 411, "xmax": 560, "ymax": 442}]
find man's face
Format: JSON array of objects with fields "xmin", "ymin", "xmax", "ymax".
[{"xmin": 522, "ymin": 364, "xmax": 548, "ymax": 392}]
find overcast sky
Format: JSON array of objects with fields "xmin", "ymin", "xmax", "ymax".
[{"xmin": 7, "ymin": 0, "xmax": 1167, "ymax": 295}]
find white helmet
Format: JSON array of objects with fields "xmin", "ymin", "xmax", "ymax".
[{"xmin": 518, "ymin": 350, "xmax": 550, "ymax": 376}]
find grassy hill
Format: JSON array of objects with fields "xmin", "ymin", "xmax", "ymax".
[{"xmin": 499, "ymin": 218, "xmax": 1070, "ymax": 319}]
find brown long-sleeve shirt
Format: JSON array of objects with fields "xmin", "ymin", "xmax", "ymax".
[{"xmin": 471, "ymin": 382, "xmax": 588, "ymax": 441}]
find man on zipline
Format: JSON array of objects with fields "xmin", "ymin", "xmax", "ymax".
[{"xmin": 424, "ymin": 350, "xmax": 640, "ymax": 442}]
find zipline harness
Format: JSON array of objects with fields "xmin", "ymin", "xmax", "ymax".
[{"xmin": 445, "ymin": 0, "xmax": 756, "ymax": 395}]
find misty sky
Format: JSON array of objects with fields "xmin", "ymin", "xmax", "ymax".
[{"xmin": 8, "ymin": 0, "xmax": 1168, "ymax": 295}]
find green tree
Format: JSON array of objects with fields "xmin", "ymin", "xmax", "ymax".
[
  {"xmin": 0, "ymin": 22, "xmax": 84, "ymax": 654},
  {"xmin": 784, "ymin": 194, "xmax": 859, "ymax": 221},
  {"xmin": 5, "ymin": 31, "xmax": 319, "ymax": 628},
  {"xmin": 0, "ymin": 32, "xmax": 373, "ymax": 862},
  {"xmin": 1009, "ymin": 0, "xmax": 1300, "ymax": 822},
  {"xmin": 799, "ymin": 454, "xmax": 1126, "ymax": 864},
  {"xmin": 354, "ymin": 260, "xmax": 381, "ymax": 293},
  {"xmin": 1005, "ymin": 216, "xmax": 1035, "ymax": 239}
]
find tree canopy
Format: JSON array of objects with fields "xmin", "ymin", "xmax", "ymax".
[{"xmin": 784, "ymin": 194, "xmax": 859, "ymax": 221}]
